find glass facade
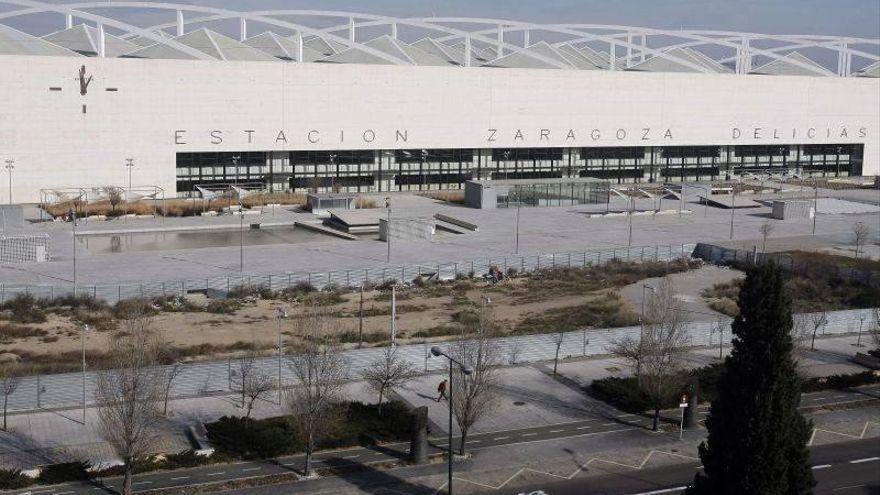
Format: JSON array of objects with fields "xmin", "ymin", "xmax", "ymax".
[{"xmin": 175, "ymin": 143, "xmax": 864, "ymax": 197}]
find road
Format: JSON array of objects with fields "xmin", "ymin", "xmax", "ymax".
[
  {"xmin": 491, "ymin": 439, "xmax": 880, "ymax": 495},
  {"xmin": 9, "ymin": 386, "xmax": 879, "ymax": 495}
]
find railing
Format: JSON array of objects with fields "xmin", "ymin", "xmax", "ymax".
[
  {"xmin": 3, "ymin": 307, "xmax": 873, "ymax": 414},
  {"xmin": 1, "ymin": 243, "xmax": 696, "ymax": 304}
]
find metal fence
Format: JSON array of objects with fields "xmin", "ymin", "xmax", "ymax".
[
  {"xmin": 1, "ymin": 243, "xmax": 696, "ymax": 304},
  {"xmin": 0, "ymin": 234, "xmax": 50, "ymax": 264},
  {"xmin": 4, "ymin": 307, "xmax": 874, "ymax": 414}
]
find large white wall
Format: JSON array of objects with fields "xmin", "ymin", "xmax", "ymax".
[{"xmin": 0, "ymin": 54, "xmax": 878, "ymax": 202}]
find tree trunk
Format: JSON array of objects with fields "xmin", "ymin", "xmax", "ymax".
[
  {"xmin": 652, "ymin": 407, "xmax": 660, "ymax": 431},
  {"xmin": 164, "ymin": 389, "xmax": 170, "ymax": 416},
  {"xmin": 122, "ymin": 461, "xmax": 133, "ymax": 495},
  {"xmin": 811, "ymin": 329, "xmax": 817, "ymax": 351},
  {"xmin": 553, "ymin": 345, "xmax": 561, "ymax": 376},
  {"xmin": 378, "ymin": 387, "xmax": 384, "ymax": 414},
  {"xmin": 3, "ymin": 395, "xmax": 7, "ymax": 431},
  {"xmin": 304, "ymin": 429, "xmax": 314, "ymax": 477},
  {"xmin": 459, "ymin": 427, "xmax": 468, "ymax": 456}
]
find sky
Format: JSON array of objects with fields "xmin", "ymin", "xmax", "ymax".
[{"xmin": 2, "ymin": 0, "xmax": 878, "ymax": 38}]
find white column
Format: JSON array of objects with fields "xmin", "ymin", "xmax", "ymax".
[
  {"xmin": 497, "ymin": 24, "xmax": 504, "ymax": 58},
  {"xmin": 391, "ymin": 22, "xmax": 397, "ymax": 39},
  {"xmin": 176, "ymin": 10, "xmax": 184, "ymax": 37},
  {"xmin": 349, "ymin": 17, "xmax": 356, "ymax": 42},
  {"xmin": 240, "ymin": 17, "xmax": 247, "ymax": 42},
  {"xmin": 296, "ymin": 30, "xmax": 303, "ymax": 62},
  {"xmin": 609, "ymin": 42, "xmax": 616, "ymax": 70},
  {"xmin": 66, "ymin": 14, "xmax": 73, "ymax": 29},
  {"xmin": 465, "ymin": 35, "xmax": 472, "ymax": 67},
  {"xmin": 626, "ymin": 32, "xmax": 632, "ymax": 67},
  {"xmin": 523, "ymin": 29, "xmax": 529, "ymax": 48},
  {"xmin": 97, "ymin": 23, "xmax": 106, "ymax": 58},
  {"xmin": 640, "ymin": 34, "xmax": 646, "ymax": 62}
]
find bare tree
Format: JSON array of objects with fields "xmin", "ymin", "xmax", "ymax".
[
  {"xmin": 95, "ymin": 317, "xmax": 164, "ymax": 495},
  {"xmin": 231, "ymin": 349, "xmax": 274, "ymax": 418},
  {"xmin": 852, "ymin": 222, "xmax": 870, "ymax": 259},
  {"xmin": 550, "ymin": 331, "xmax": 566, "ymax": 376},
  {"xmin": 868, "ymin": 308, "xmax": 880, "ymax": 352},
  {"xmin": 448, "ymin": 306, "xmax": 501, "ymax": 455},
  {"xmin": 0, "ymin": 362, "xmax": 22, "ymax": 431},
  {"xmin": 361, "ymin": 347, "xmax": 418, "ymax": 414},
  {"xmin": 285, "ymin": 308, "xmax": 348, "ymax": 476},
  {"xmin": 160, "ymin": 362, "xmax": 184, "ymax": 416},
  {"xmin": 809, "ymin": 311, "xmax": 828, "ymax": 351},
  {"xmin": 759, "ymin": 221, "xmax": 775, "ymax": 253},
  {"xmin": 104, "ymin": 186, "xmax": 123, "ymax": 214},
  {"xmin": 507, "ymin": 340, "xmax": 523, "ymax": 365},
  {"xmin": 611, "ymin": 279, "xmax": 690, "ymax": 431}
]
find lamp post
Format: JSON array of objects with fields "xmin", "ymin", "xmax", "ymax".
[
  {"xmin": 812, "ymin": 185, "xmax": 819, "ymax": 235},
  {"xmin": 627, "ymin": 196, "xmax": 635, "ymax": 246},
  {"xmin": 82, "ymin": 323, "xmax": 90, "ymax": 424},
  {"xmin": 430, "ymin": 346, "xmax": 474, "ymax": 495},
  {"xmin": 238, "ymin": 190, "xmax": 244, "ymax": 272},
  {"xmin": 275, "ymin": 308, "xmax": 287, "ymax": 403},
  {"xmin": 232, "ymin": 155, "xmax": 241, "ymax": 185},
  {"xmin": 729, "ymin": 186, "xmax": 737, "ymax": 240},
  {"xmin": 124, "ymin": 158, "xmax": 135, "ymax": 192},
  {"xmin": 385, "ymin": 197, "xmax": 391, "ymax": 263},
  {"xmin": 4, "ymin": 159, "xmax": 13, "ymax": 205},
  {"xmin": 514, "ymin": 202, "xmax": 521, "ymax": 254},
  {"xmin": 70, "ymin": 208, "xmax": 77, "ymax": 296}
]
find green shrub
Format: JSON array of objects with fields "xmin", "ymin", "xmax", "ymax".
[
  {"xmin": 0, "ymin": 468, "xmax": 34, "ymax": 489},
  {"xmin": 803, "ymin": 371, "xmax": 880, "ymax": 393},
  {"xmin": 38, "ymin": 461, "xmax": 93, "ymax": 484},
  {"xmin": 205, "ymin": 401, "xmax": 413, "ymax": 459},
  {"xmin": 337, "ymin": 331, "xmax": 387, "ymax": 344},
  {"xmin": 589, "ymin": 376, "xmax": 653, "ymax": 413},
  {"xmin": 1, "ymin": 294, "xmax": 47, "ymax": 323},
  {"xmin": 43, "ymin": 294, "xmax": 110, "ymax": 312}
]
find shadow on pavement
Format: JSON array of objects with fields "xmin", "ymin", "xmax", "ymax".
[{"xmin": 321, "ymin": 457, "xmax": 437, "ymax": 494}]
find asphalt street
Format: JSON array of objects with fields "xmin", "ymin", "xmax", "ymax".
[
  {"xmin": 9, "ymin": 386, "xmax": 879, "ymax": 495},
  {"xmin": 491, "ymin": 438, "xmax": 880, "ymax": 495}
]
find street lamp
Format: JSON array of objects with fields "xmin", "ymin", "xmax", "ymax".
[
  {"xmin": 238, "ymin": 188, "xmax": 244, "ymax": 272},
  {"xmin": 385, "ymin": 197, "xmax": 391, "ymax": 263},
  {"xmin": 729, "ymin": 183, "xmax": 737, "ymax": 240},
  {"xmin": 4, "ymin": 159, "xmax": 13, "ymax": 205},
  {"xmin": 82, "ymin": 323, "xmax": 90, "ymax": 424},
  {"xmin": 430, "ymin": 346, "xmax": 474, "ymax": 495},
  {"xmin": 812, "ymin": 184, "xmax": 819, "ymax": 235},
  {"xmin": 627, "ymin": 195, "xmax": 635, "ymax": 247},
  {"xmin": 275, "ymin": 308, "xmax": 287, "ymax": 403},
  {"xmin": 514, "ymin": 201, "xmax": 521, "ymax": 254},
  {"xmin": 232, "ymin": 155, "xmax": 241, "ymax": 185},
  {"xmin": 70, "ymin": 208, "xmax": 77, "ymax": 296},
  {"xmin": 124, "ymin": 158, "xmax": 135, "ymax": 192}
]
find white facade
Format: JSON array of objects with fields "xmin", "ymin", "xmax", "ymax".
[{"xmin": 0, "ymin": 54, "xmax": 878, "ymax": 202}]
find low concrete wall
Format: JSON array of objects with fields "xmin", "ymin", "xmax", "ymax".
[{"xmin": 379, "ymin": 218, "xmax": 435, "ymax": 241}]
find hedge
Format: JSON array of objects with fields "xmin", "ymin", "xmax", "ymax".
[{"xmin": 206, "ymin": 400, "xmax": 413, "ymax": 459}]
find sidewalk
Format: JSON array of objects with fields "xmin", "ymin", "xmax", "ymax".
[{"xmin": 1, "ymin": 334, "xmax": 870, "ymax": 471}]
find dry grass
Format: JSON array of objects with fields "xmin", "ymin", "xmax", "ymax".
[
  {"xmin": 419, "ymin": 190, "xmax": 465, "ymax": 204},
  {"xmin": 355, "ymin": 197, "xmax": 378, "ymax": 209},
  {"xmin": 43, "ymin": 192, "xmax": 309, "ymax": 219}
]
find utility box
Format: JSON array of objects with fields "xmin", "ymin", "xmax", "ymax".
[
  {"xmin": 771, "ymin": 200, "xmax": 813, "ymax": 220},
  {"xmin": 465, "ymin": 180, "xmax": 497, "ymax": 209}
]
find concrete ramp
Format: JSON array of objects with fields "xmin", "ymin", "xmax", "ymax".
[
  {"xmin": 294, "ymin": 221, "xmax": 357, "ymax": 240},
  {"xmin": 434, "ymin": 213, "xmax": 479, "ymax": 232}
]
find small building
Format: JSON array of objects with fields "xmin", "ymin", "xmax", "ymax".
[
  {"xmin": 306, "ymin": 193, "xmax": 357, "ymax": 216},
  {"xmin": 771, "ymin": 200, "xmax": 813, "ymax": 220},
  {"xmin": 464, "ymin": 178, "xmax": 610, "ymax": 209}
]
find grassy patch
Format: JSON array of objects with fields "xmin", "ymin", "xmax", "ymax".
[
  {"xmin": 0, "ymin": 323, "xmax": 47, "ymax": 343},
  {"xmin": 514, "ymin": 292, "xmax": 640, "ymax": 335}
]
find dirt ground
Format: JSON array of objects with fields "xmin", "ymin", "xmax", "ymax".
[{"xmin": 1, "ymin": 259, "xmax": 707, "ymax": 370}]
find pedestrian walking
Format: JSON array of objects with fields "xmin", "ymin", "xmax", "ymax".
[{"xmin": 437, "ymin": 379, "xmax": 448, "ymax": 402}]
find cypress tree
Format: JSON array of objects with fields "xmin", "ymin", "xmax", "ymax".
[{"xmin": 687, "ymin": 262, "xmax": 814, "ymax": 494}]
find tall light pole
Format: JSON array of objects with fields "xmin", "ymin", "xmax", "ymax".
[
  {"xmin": 82, "ymin": 323, "xmax": 90, "ymax": 424},
  {"xmin": 70, "ymin": 208, "xmax": 77, "ymax": 296},
  {"xmin": 627, "ymin": 196, "xmax": 635, "ymax": 247},
  {"xmin": 514, "ymin": 202, "xmax": 521, "ymax": 254},
  {"xmin": 430, "ymin": 346, "xmax": 473, "ymax": 495},
  {"xmin": 232, "ymin": 155, "xmax": 241, "ymax": 185},
  {"xmin": 729, "ymin": 187, "xmax": 736, "ymax": 240},
  {"xmin": 385, "ymin": 197, "xmax": 391, "ymax": 263},
  {"xmin": 238, "ymin": 189, "xmax": 244, "ymax": 272},
  {"xmin": 812, "ymin": 185, "xmax": 819, "ymax": 235},
  {"xmin": 275, "ymin": 308, "xmax": 287, "ymax": 403},
  {"xmin": 124, "ymin": 158, "xmax": 135, "ymax": 192},
  {"xmin": 4, "ymin": 159, "xmax": 13, "ymax": 205}
]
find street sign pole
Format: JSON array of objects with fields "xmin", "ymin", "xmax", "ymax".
[{"xmin": 679, "ymin": 394, "xmax": 688, "ymax": 440}]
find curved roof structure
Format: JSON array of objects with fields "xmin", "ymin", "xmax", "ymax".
[{"xmin": 0, "ymin": 2, "xmax": 877, "ymax": 77}]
